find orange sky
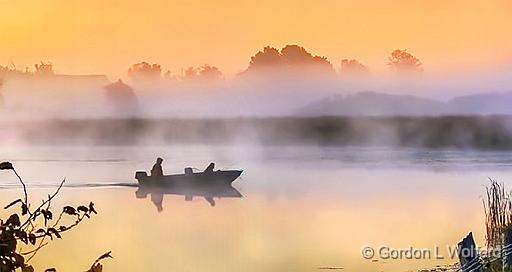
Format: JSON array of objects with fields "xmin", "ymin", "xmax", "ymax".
[{"xmin": 0, "ymin": 0, "xmax": 511, "ymax": 78}]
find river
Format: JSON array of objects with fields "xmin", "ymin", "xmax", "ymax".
[{"xmin": 1, "ymin": 145, "xmax": 511, "ymax": 272}]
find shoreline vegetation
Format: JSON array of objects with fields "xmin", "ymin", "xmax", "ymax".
[
  {"xmin": 417, "ymin": 180, "xmax": 512, "ymax": 272},
  {"xmin": 0, "ymin": 161, "xmax": 110, "ymax": 272},
  {"xmin": 3, "ymin": 116, "xmax": 512, "ymax": 149}
]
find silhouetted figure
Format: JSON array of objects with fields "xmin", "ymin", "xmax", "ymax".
[
  {"xmin": 151, "ymin": 157, "xmax": 164, "ymax": 177},
  {"xmin": 204, "ymin": 162, "xmax": 215, "ymax": 173},
  {"xmin": 134, "ymin": 163, "xmax": 243, "ymax": 211}
]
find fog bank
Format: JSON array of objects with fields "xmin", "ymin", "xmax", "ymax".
[{"xmin": 3, "ymin": 116, "xmax": 512, "ymax": 149}]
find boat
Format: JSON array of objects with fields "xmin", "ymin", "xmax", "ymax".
[
  {"xmin": 134, "ymin": 167, "xmax": 243, "ymax": 209},
  {"xmin": 135, "ymin": 167, "xmax": 243, "ymax": 188}
]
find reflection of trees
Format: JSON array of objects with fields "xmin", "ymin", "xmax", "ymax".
[
  {"xmin": 388, "ymin": 49, "xmax": 422, "ymax": 73},
  {"xmin": 245, "ymin": 44, "xmax": 334, "ymax": 75}
]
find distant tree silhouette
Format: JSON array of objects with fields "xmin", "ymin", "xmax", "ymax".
[
  {"xmin": 0, "ymin": 64, "xmax": 28, "ymax": 78},
  {"xmin": 184, "ymin": 67, "xmax": 198, "ymax": 80},
  {"xmin": 34, "ymin": 62, "xmax": 54, "ymax": 76},
  {"xmin": 0, "ymin": 66, "xmax": 15, "ymax": 77},
  {"xmin": 104, "ymin": 79, "xmax": 139, "ymax": 114},
  {"xmin": 281, "ymin": 45, "xmax": 313, "ymax": 65},
  {"xmin": 388, "ymin": 49, "xmax": 422, "ymax": 73},
  {"xmin": 248, "ymin": 46, "xmax": 284, "ymax": 70},
  {"xmin": 128, "ymin": 62, "xmax": 162, "ymax": 80},
  {"xmin": 184, "ymin": 65, "xmax": 223, "ymax": 81},
  {"xmin": 0, "ymin": 79, "xmax": 3, "ymax": 106},
  {"xmin": 310, "ymin": 56, "xmax": 335, "ymax": 73},
  {"xmin": 340, "ymin": 59, "xmax": 368, "ymax": 75},
  {"xmin": 245, "ymin": 45, "xmax": 334, "ymax": 75},
  {"xmin": 197, "ymin": 65, "xmax": 222, "ymax": 81}
]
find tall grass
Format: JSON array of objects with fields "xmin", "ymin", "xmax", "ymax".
[{"xmin": 483, "ymin": 179, "xmax": 512, "ymax": 248}]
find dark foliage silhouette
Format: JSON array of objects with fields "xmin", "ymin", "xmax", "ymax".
[
  {"xmin": 281, "ymin": 45, "xmax": 314, "ymax": 65},
  {"xmin": 340, "ymin": 59, "xmax": 368, "ymax": 75},
  {"xmin": 128, "ymin": 62, "xmax": 162, "ymax": 79},
  {"xmin": 0, "ymin": 79, "xmax": 3, "ymax": 106},
  {"xmin": 245, "ymin": 45, "xmax": 334, "ymax": 75},
  {"xmin": 34, "ymin": 62, "xmax": 54, "ymax": 76},
  {"xmin": 0, "ymin": 161, "xmax": 111, "ymax": 272},
  {"xmin": 388, "ymin": 49, "xmax": 422, "ymax": 73},
  {"xmin": 184, "ymin": 65, "xmax": 223, "ymax": 81},
  {"xmin": 197, "ymin": 65, "xmax": 223, "ymax": 81},
  {"xmin": 0, "ymin": 66, "xmax": 19, "ymax": 78},
  {"xmin": 0, "ymin": 63, "xmax": 30, "ymax": 80},
  {"xmin": 104, "ymin": 79, "xmax": 139, "ymax": 114},
  {"xmin": 248, "ymin": 46, "xmax": 283, "ymax": 70}
]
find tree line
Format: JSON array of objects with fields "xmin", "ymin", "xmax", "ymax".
[
  {"xmin": 0, "ymin": 46, "xmax": 423, "ymax": 82},
  {"xmin": 127, "ymin": 46, "xmax": 422, "ymax": 81}
]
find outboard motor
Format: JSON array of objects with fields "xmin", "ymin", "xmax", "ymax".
[{"xmin": 135, "ymin": 171, "xmax": 148, "ymax": 180}]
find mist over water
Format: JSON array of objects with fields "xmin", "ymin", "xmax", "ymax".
[
  {"xmin": 0, "ymin": 144, "xmax": 510, "ymax": 272},
  {"xmin": 2, "ymin": 64, "xmax": 512, "ymax": 119},
  {"xmin": 1, "ymin": 46, "xmax": 512, "ymax": 272},
  {"xmin": 1, "ymin": 2, "xmax": 512, "ymax": 271}
]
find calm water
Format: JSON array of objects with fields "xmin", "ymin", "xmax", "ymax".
[{"xmin": 1, "ymin": 145, "xmax": 512, "ymax": 272}]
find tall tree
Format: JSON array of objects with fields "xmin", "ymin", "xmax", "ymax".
[
  {"xmin": 281, "ymin": 45, "xmax": 313, "ymax": 65},
  {"xmin": 245, "ymin": 44, "xmax": 334, "ymax": 74},
  {"xmin": 388, "ymin": 49, "xmax": 422, "ymax": 73},
  {"xmin": 128, "ymin": 62, "xmax": 162, "ymax": 79},
  {"xmin": 248, "ymin": 46, "xmax": 283, "ymax": 70},
  {"xmin": 34, "ymin": 62, "xmax": 54, "ymax": 76},
  {"xmin": 197, "ymin": 65, "xmax": 223, "ymax": 81},
  {"xmin": 184, "ymin": 65, "xmax": 223, "ymax": 81},
  {"xmin": 340, "ymin": 59, "xmax": 368, "ymax": 75}
]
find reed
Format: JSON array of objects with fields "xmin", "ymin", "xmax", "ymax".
[{"xmin": 483, "ymin": 179, "xmax": 512, "ymax": 248}]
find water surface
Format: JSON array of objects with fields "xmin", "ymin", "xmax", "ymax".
[{"xmin": 0, "ymin": 145, "xmax": 510, "ymax": 272}]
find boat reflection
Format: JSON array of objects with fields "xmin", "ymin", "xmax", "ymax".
[{"xmin": 135, "ymin": 184, "xmax": 243, "ymax": 211}]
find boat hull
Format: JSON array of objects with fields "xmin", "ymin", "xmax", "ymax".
[{"xmin": 135, "ymin": 170, "xmax": 243, "ymax": 188}]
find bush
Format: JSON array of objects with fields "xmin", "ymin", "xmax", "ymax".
[{"xmin": 0, "ymin": 161, "xmax": 111, "ymax": 272}]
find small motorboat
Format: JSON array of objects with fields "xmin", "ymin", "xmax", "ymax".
[
  {"xmin": 135, "ymin": 165, "xmax": 243, "ymax": 209},
  {"xmin": 135, "ymin": 167, "xmax": 243, "ymax": 188}
]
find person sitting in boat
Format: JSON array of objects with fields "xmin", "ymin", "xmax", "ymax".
[
  {"xmin": 151, "ymin": 157, "xmax": 164, "ymax": 177},
  {"xmin": 204, "ymin": 162, "xmax": 215, "ymax": 173}
]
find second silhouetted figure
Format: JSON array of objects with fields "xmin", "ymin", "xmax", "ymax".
[{"xmin": 151, "ymin": 157, "xmax": 164, "ymax": 177}]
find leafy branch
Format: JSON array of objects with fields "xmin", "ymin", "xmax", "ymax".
[{"xmin": 0, "ymin": 161, "xmax": 110, "ymax": 272}]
